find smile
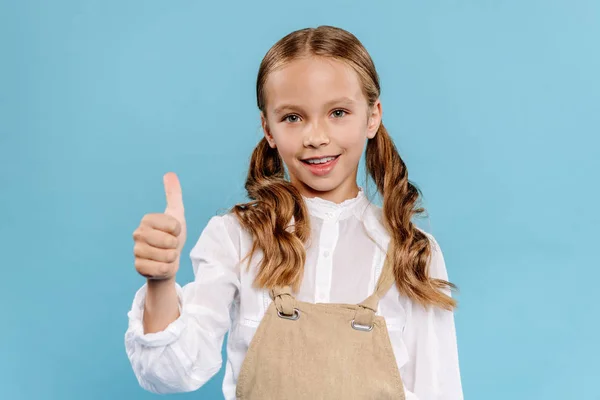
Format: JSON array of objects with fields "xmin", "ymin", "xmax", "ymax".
[
  {"xmin": 303, "ymin": 155, "xmax": 339, "ymax": 165},
  {"xmin": 300, "ymin": 155, "xmax": 341, "ymax": 176}
]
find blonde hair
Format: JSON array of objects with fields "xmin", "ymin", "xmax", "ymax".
[{"xmin": 231, "ymin": 26, "xmax": 457, "ymax": 310}]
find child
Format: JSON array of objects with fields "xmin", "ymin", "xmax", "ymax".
[{"xmin": 126, "ymin": 25, "xmax": 463, "ymax": 399}]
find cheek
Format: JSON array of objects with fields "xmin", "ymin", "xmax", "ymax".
[
  {"xmin": 335, "ymin": 126, "xmax": 368, "ymax": 152},
  {"xmin": 272, "ymin": 132, "xmax": 301, "ymax": 160}
]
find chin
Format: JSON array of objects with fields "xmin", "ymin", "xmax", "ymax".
[{"xmin": 301, "ymin": 179, "xmax": 343, "ymax": 194}]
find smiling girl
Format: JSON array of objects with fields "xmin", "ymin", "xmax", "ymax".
[{"xmin": 126, "ymin": 25, "xmax": 463, "ymax": 399}]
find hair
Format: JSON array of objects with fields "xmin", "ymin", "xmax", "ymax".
[{"xmin": 231, "ymin": 25, "xmax": 457, "ymax": 310}]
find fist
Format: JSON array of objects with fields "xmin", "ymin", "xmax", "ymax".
[{"xmin": 133, "ymin": 172, "xmax": 187, "ymax": 280}]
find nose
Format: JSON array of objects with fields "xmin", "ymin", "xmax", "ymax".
[{"xmin": 303, "ymin": 123, "xmax": 330, "ymax": 148}]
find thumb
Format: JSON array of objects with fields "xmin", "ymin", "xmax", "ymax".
[{"xmin": 163, "ymin": 172, "xmax": 184, "ymax": 216}]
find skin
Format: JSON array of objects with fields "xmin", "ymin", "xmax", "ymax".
[
  {"xmin": 261, "ymin": 56, "xmax": 382, "ymax": 204},
  {"xmin": 133, "ymin": 172, "xmax": 185, "ymax": 333},
  {"xmin": 134, "ymin": 56, "xmax": 384, "ymax": 333}
]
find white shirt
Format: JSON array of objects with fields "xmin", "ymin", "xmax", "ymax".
[{"xmin": 125, "ymin": 188, "xmax": 463, "ymax": 399}]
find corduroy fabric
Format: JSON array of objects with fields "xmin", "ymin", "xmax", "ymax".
[{"xmin": 235, "ymin": 254, "xmax": 405, "ymax": 399}]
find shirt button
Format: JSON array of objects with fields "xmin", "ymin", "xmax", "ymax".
[
  {"xmin": 323, "ymin": 250, "xmax": 330, "ymax": 258},
  {"xmin": 325, "ymin": 212, "xmax": 334, "ymax": 218}
]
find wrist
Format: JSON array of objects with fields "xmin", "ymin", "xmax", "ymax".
[{"xmin": 147, "ymin": 276, "xmax": 176, "ymax": 287}]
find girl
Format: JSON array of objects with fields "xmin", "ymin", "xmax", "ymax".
[{"xmin": 127, "ymin": 25, "xmax": 463, "ymax": 399}]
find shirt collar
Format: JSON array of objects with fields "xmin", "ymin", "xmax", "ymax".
[{"xmin": 302, "ymin": 187, "xmax": 371, "ymax": 221}]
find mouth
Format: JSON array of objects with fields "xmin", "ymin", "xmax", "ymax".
[
  {"xmin": 300, "ymin": 155, "xmax": 341, "ymax": 165},
  {"xmin": 300, "ymin": 154, "xmax": 341, "ymax": 176}
]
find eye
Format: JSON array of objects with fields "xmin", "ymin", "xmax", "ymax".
[
  {"xmin": 283, "ymin": 114, "xmax": 301, "ymax": 123},
  {"xmin": 332, "ymin": 109, "xmax": 347, "ymax": 118}
]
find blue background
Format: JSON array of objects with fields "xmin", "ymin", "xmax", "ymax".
[{"xmin": 1, "ymin": 1, "xmax": 598, "ymax": 399}]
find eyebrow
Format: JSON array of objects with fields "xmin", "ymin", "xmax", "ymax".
[{"xmin": 272, "ymin": 97, "xmax": 356, "ymax": 116}]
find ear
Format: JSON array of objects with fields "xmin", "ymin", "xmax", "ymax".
[
  {"xmin": 366, "ymin": 99, "xmax": 382, "ymax": 139},
  {"xmin": 261, "ymin": 112, "xmax": 277, "ymax": 148}
]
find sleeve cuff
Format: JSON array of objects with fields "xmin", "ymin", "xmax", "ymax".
[{"xmin": 126, "ymin": 281, "xmax": 187, "ymax": 348}]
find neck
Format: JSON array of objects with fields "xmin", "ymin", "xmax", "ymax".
[{"xmin": 294, "ymin": 180, "xmax": 360, "ymax": 204}]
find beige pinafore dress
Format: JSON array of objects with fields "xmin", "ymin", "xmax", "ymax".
[{"xmin": 235, "ymin": 252, "xmax": 406, "ymax": 399}]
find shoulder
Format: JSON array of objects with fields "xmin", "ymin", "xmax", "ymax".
[
  {"xmin": 362, "ymin": 202, "xmax": 440, "ymax": 247},
  {"xmin": 363, "ymin": 203, "xmax": 448, "ymax": 280},
  {"xmin": 416, "ymin": 227, "xmax": 449, "ymax": 282},
  {"xmin": 206, "ymin": 212, "xmax": 244, "ymax": 237},
  {"xmin": 192, "ymin": 212, "xmax": 249, "ymax": 260},
  {"xmin": 415, "ymin": 226, "xmax": 441, "ymax": 253},
  {"xmin": 206, "ymin": 210, "xmax": 254, "ymax": 242}
]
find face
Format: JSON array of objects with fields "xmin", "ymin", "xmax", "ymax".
[{"xmin": 261, "ymin": 56, "xmax": 382, "ymax": 204}]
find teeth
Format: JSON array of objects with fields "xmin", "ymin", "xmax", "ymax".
[{"xmin": 306, "ymin": 156, "xmax": 336, "ymax": 165}]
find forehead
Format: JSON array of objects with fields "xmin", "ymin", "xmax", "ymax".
[{"xmin": 263, "ymin": 56, "xmax": 365, "ymax": 110}]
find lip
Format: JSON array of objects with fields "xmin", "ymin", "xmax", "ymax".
[
  {"xmin": 300, "ymin": 155, "xmax": 341, "ymax": 177},
  {"xmin": 301, "ymin": 155, "xmax": 340, "ymax": 161}
]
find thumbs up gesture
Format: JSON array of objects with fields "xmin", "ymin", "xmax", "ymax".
[{"xmin": 133, "ymin": 172, "xmax": 187, "ymax": 280}]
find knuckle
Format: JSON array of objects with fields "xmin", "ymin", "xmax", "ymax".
[
  {"xmin": 132, "ymin": 228, "xmax": 143, "ymax": 241},
  {"xmin": 133, "ymin": 243, "xmax": 142, "ymax": 256},
  {"xmin": 166, "ymin": 250, "xmax": 178, "ymax": 263},
  {"xmin": 166, "ymin": 216, "xmax": 179, "ymax": 232},
  {"xmin": 157, "ymin": 233, "xmax": 170, "ymax": 248},
  {"xmin": 134, "ymin": 258, "xmax": 144, "ymax": 272},
  {"xmin": 170, "ymin": 219, "xmax": 179, "ymax": 234},
  {"xmin": 142, "ymin": 213, "xmax": 160, "ymax": 226},
  {"xmin": 158, "ymin": 263, "xmax": 171, "ymax": 276}
]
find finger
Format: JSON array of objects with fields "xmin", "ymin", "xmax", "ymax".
[
  {"xmin": 141, "ymin": 214, "xmax": 181, "ymax": 236},
  {"xmin": 133, "ymin": 228, "xmax": 178, "ymax": 249},
  {"xmin": 134, "ymin": 258, "xmax": 174, "ymax": 280},
  {"xmin": 163, "ymin": 172, "xmax": 184, "ymax": 214},
  {"xmin": 134, "ymin": 242, "xmax": 179, "ymax": 264}
]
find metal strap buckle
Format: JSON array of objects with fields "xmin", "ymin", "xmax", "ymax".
[
  {"xmin": 277, "ymin": 308, "xmax": 300, "ymax": 321},
  {"xmin": 351, "ymin": 319, "xmax": 374, "ymax": 332}
]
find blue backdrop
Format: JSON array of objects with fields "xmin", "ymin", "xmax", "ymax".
[{"xmin": 1, "ymin": 1, "xmax": 598, "ymax": 399}]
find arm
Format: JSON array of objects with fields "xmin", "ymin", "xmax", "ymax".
[
  {"xmin": 124, "ymin": 214, "xmax": 241, "ymax": 394},
  {"xmin": 400, "ymin": 233, "xmax": 464, "ymax": 400}
]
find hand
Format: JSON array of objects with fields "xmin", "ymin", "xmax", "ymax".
[{"xmin": 133, "ymin": 172, "xmax": 187, "ymax": 280}]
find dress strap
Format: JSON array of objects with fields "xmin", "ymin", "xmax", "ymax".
[
  {"xmin": 373, "ymin": 250, "xmax": 396, "ymax": 299},
  {"xmin": 353, "ymin": 245, "xmax": 396, "ymax": 329},
  {"xmin": 270, "ymin": 285, "xmax": 296, "ymax": 317}
]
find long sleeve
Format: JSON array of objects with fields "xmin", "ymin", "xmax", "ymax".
[
  {"xmin": 124, "ymin": 214, "xmax": 241, "ymax": 394},
  {"xmin": 400, "ymin": 233, "xmax": 464, "ymax": 400}
]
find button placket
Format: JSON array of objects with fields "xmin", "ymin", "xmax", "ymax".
[{"xmin": 314, "ymin": 217, "xmax": 339, "ymax": 304}]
